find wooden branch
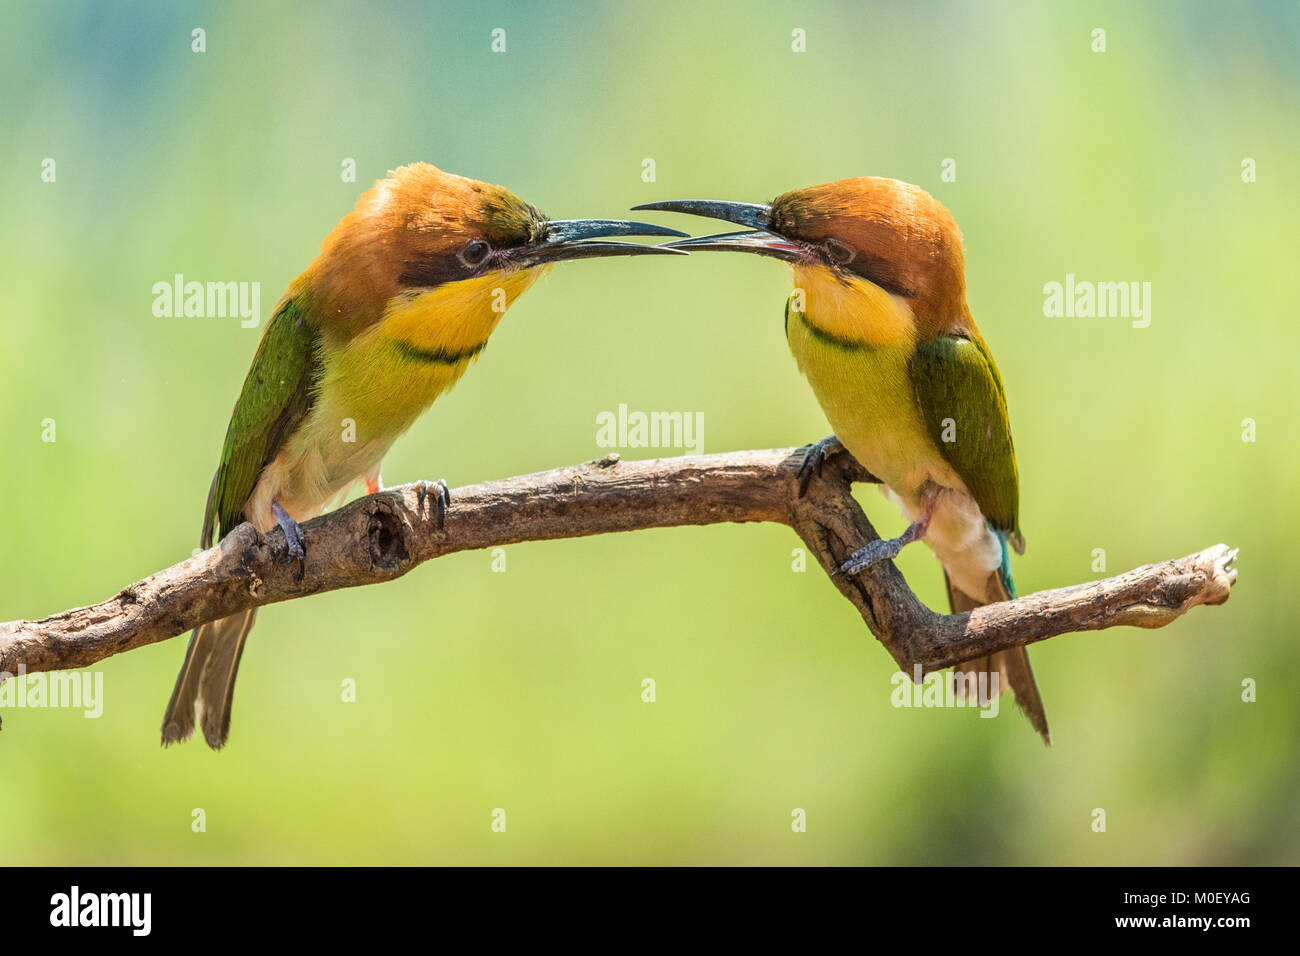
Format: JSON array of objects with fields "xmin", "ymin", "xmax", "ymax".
[{"xmin": 0, "ymin": 446, "xmax": 1237, "ymax": 678}]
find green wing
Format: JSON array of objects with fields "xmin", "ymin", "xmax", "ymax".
[
  {"xmin": 201, "ymin": 297, "xmax": 323, "ymax": 547},
  {"xmin": 910, "ymin": 333, "xmax": 1022, "ymax": 544}
]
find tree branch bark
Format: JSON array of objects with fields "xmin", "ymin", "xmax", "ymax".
[{"xmin": 0, "ymin": 446, "xmax": 1237, "ymax": 677}]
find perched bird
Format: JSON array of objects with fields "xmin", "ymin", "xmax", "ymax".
[
  {"xmin": 638, "ymin": 179, "xmax": 1049, "ymax": 742},
  {"xmin": 163, "ymin": 162, "xmax": 684, "ymax": 749}
]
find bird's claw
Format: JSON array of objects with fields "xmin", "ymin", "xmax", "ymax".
[
  {"xmin": 271, "ymin": 500, "xmax": 306, "ymax": 567},
  {"xmin": 416, "ymin": 479, "xmax": 451, "ymax": 529},
  {"xmin": 797, "ymin": 435, "xmax": 844, "ymax": 498},
  {"xmin": 835, "ymin": 536, "xmax": 906, "ymax": 576}
]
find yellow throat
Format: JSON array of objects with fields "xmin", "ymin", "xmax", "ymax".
[{"xmin": 789, "ymin": 263, "xmax": 917, "ymax": 348}]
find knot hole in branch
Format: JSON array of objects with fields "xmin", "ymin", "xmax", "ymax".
[{"xmin": 366, "ymin": 500, "xmax": 410, "ymax": 570}]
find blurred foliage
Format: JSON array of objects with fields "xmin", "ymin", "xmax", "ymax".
[{"xmin": 0, "ymin": 0, "xmax": 1296, "ymax": 864}]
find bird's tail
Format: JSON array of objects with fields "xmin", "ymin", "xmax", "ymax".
[
  {"xmin": 944, "ymin": 539, "xmax": 1050, "ymax": 745},
  {"xmin": 160, "ymin": 608, "xmax": 256, "ymax": 749}
]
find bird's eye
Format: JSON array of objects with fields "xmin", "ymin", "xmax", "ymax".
[
  {"xmin": 825, "ymin": 239, "xmax": 855, "ymax": 265},
  {"xmin": 460, "ymin": 240, "xmax": 491, "ymax": 267}
]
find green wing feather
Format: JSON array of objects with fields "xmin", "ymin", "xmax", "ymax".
[
  {"xmin": 910, "ymin": 332, "xmax": 1022, "ymax": 546},
  {"xmin": 201, "ymin": 297, "xmax": 323, "ymax": 547}
]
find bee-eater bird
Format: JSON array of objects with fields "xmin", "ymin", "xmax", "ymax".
[
  {"xmin": 638, "ymin": 179, "xmax": 1049, "ymax": 742},
  {"xmin": 162, "ymin": 162, "xmax": 685, "ymax": 749}
]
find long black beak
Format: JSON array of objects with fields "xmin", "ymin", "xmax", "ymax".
[
  {"xmin": 631, "ymin": 200, "xmax": 804, "ymax": 262},
  {"xmin": 513, "ymin": 218, "xmax": 689, "ymax": 265}
]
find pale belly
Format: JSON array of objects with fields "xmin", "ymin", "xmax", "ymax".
[{"xmin": 786, "ymin": 311, "xmax": 1004, "ymax": 599}]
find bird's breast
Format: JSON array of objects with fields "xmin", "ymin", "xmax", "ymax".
[
  {"xmin": 785, "ymin": 298, "xmax": 950, "ymax": 499},
  {"xmin": 250, "ymin": 268, "xmax": 546, "ymax": 524}
]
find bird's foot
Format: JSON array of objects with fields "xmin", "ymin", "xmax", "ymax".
[
  {"xmin": 797, "ymin": 435, "xmax": 844, "ymax": 498},
  {"xmin": 797, "ymin": 435, "xmax": 876, "ymax": 496},
  {"xmin": 836, "ymin": 485, "xmax": 939, "ymax": 575},
  {"xmin": 415, "ymin": 479, "xmax": 451, "ymax": 529},
  {"xmin": 365, "ymin": 473, "xmax": 384, "ymax": 496},
  {"xmin": 837, "ymin": 533, "xmax": 913, "ymax": 575},
  {"xmin": 271, "ymin": 499, "xmax": 305, "ymax": 564}
]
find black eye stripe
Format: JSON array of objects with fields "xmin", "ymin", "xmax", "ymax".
[
  {"xmin": 398, "ymin": 258, "xmax": 468, "ymax": 289},
  {"xmin": 849, "ymin": 265, "xmax": 917, "ymax": 299},
  {"xmin": 400, "ymin": 240, "xmax": 496, "ymax": 288},
  {"xmin": 832, "ymin": 248, "xmax": 918, "ymax": 298}
]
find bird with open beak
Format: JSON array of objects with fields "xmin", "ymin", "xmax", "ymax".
[
  {"xmin": 637, "ymin": 178, "xmax": 1049, "ymax": 742},
  {"xmin": 162, "ymin": 162, "xmax": 685, "ymax": 749}
]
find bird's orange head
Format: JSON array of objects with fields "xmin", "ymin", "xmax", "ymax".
[
  {"xmin": 301, "ymin": 162, "xmax": 685, "ymax": 341},
  {"xmin": 638, "ymin": 177, "xmax": 971, "ymax": 336}
]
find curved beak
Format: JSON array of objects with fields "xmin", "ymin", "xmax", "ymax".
[
  {"xmin": 631, "ymin": 200, "xmax": 804, "ymax": 262},
  {"xmin": 511, "ymin": 218, "xmax": 689, "ymax": 265}
]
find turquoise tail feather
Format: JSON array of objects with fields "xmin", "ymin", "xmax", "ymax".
[{"xmin": 994, "ymin": 528, "xmax": 1017, "ymax": 599}]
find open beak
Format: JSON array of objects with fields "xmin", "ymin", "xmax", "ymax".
[
  {"xmin": 512, "ymin": 218, "xmax": 689, "ymax": 265},
  {"xmin": 631, "ymin": 200, "xmax": 804, "ymax": 262}
]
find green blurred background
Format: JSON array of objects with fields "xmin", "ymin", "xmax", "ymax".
[{"xmin": 1, "ymin": 0, "xmax": 1296, "ymax": 864}]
